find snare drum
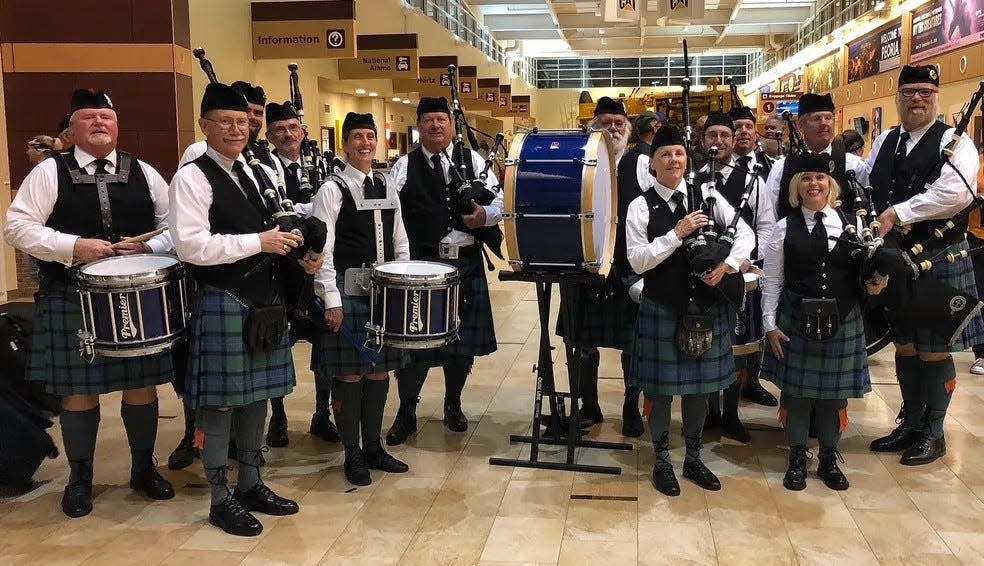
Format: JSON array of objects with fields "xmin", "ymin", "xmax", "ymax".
[
  {"xmin": 733, "ymin": 272, "xmax": 764, "ymax": 356},
  {"xmin": 368, "ymin": 261, "xmax": 460, "ymax": 349},
  {"xmin": 502, "ymin": 130, "xmax": 617, "ymax": 275},
  {"xmin": 77, "ymin": 254, "xmax": 189, "ymax": 358}
]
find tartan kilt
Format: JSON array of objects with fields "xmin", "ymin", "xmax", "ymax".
[
  {"xmin": 628, "ymin": 297, "xmax": 735, "ymax": 396},
  {"xmin": 761, "ymin": 301, "xmax": 871, "ymax": 399},
  {"xmin": 556, "ymin": 277, "xmax": 637, "ymax": 350},
  {"xmin": 313, "ymin": 276, "xmax": 407, "ymax": 376},
  {"xmin": 890, "ymin": 239, "xmax": 984, "ymax": 352},
  {"xmin": 25, "ymin": 287, "xmax": 173, "ymax": 396},
  {"xmin": 408, "ymin": 253, "xmax": 497, "ymax": 368},
  {"xmin": 184, "ymin": 287, "xmax": 295, "ymax": 409}
]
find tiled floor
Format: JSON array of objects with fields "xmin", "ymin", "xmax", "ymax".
[{"xmin": 4, "ymin": 270, "xmax": 984, "ymax": 565}]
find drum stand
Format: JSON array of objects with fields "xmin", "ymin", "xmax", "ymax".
[{"xmin": 489, "ymin": 270, "xmax": 633, "ymax": 475}]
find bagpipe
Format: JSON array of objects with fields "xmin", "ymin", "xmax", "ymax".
[
  {"xmin": 780, "ymin": 110, "xmax": 809, "ymax": 155},
  {"xmin": 288, "ymin": 62, "xmax": 325, "ymax": 203},
  {"xmin": 726, "ymin": 77, "xmax": 772, "ymax": 178},
  {"xmin": 192, "ymin": 48, "xmax": 328, "ymax": 331}
]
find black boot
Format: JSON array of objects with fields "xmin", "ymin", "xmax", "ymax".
[
  {"xmin": 577, "ymin": 349, "xmax": 603, "ymax": 425},
  {"xmin": 265, "ymin": 398, "xmax": 288, "ymax": 448},
  {"xmin": 168, "ymin": 406, "xmax": 198, "ymax": 470},
  {"xmin": 721, "ymin": 414, "xmax": 751, "ymax": 443},
  {"xmin": 234, "ymin": 482, "xmax": 299, "ymax": 516},
  {"xmin": 741, "ymin": 379, "xmax": 778, "ymax": 407},
  {"xmin": 650, "ymin": 433, "xmax": 679, "ymax": 496},
  {"xmin": 364, "ymin": 441, "xmax": 409, "ymax": 473},
  {"xmin": 681, "ymin": 433, "xmax": 721, "ymax": 491},
  {"xmin": 816, "ymin": 447, "xmax": 850, "ymax": 490},
  {"xmin": 61, "ymin": 459, "xmax": 94, "ymax": 518},
  {"xmin": 386, "ymin": 401, "xmax": 418, "ymax": 446},
  {"xmin": 443, "ymin": 398, "xmax": 468, "ymax": 433},
  {"xmin": 310, "ymin": 410, "xmax": 341, "ymax": 443},
  {"xmin": 901, "ymin": 411, "xmax": 947, "ymax": 466},
  {"xmin": 209, "ymin": 488, "xmax": 263, "ymax": 537},
  {"xmin": 343, "ymin": 445, "xmax": 372, "ymax": 486},
  {"xmin": 783, "ymin": 445, "xmax": 811, "ymax": 491},
  {"xmin": 129, "ymin": 450, "xmax": 175, "ymax": 500},
  {"xmin": 869, "ymin": 405, "xmax": 922, "ymax": 453},
  {"xmin": 621, "ymin": 389, "xmax": 644, "ymax": 438}
]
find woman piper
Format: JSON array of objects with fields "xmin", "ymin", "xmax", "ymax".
[
  {"xmin": 625, "ymin": 125, "xmax": 754, "ymax": 496},
  {"xmin": 760, "ymin": 153, "xmax": 882, "ymax": 491}
]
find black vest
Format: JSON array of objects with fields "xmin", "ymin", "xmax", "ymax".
[
  {"xmin": 399, "ymin": 147, "xmax": 474, "ymax": 254},
  {"xmin": 614, "ymin": 152, "xmax": 646, "ymax": 277},
  {"xmin": 274, "ymin": 152, "xmax": 306, "ymax": 204},
  {"xmin": 783, "ymin": 208, "xmax": 860, "ymax": 317},
  {"xmin": 640, "ymin": 190, "xmax": 719, "ymax": 314},
  {"xmin": 868, "ymin": 122, "xmax": 961, "ymax": 250},
  {"xmin": 333, "ymin": 174, "xmax": 396, "ymax": 273},
  {"xmin": 695, "ymin": 164, "xmax": 751, "ymax": 229},
  {"xmin": 184, "ymin": 155, "xmax": 279, "ymax": 306},
  {"xmin": 38, "ymin": 151, "xmax": 156, "ymax": 284},
  {"xmin": 777, "ymin": 148, "xmax": 853, "ymax": 220}
]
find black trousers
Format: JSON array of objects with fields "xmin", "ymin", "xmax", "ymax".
[{"xmin": 971, "ymin": 234, "xmax": 984, "ymax": 358}]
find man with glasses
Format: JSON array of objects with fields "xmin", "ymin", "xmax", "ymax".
[{"xmin": 866, "ymin": 65, "xmax": 983, "ymax": 465}]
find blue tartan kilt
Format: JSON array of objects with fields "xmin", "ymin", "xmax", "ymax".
[
  {"xmin": 25, "ymin": 287, "xmax": 173, "ymax": 396},
  {"xmin": 761, "ymin": 300, "xmax": 871, "ymax": 399},
  {"xmin": 556, "ymin": 277, "xmax": 637, "ymax": 350},
  {"xmin": 184, "ymin": 287, "xmax": 295, "ymax": 409},
  {"xmin": 313, "ymin": 276, "xmax": 407, "ymax": 376},
  {"xmin": 628, "ymin": 297, "xmax": 736, "ymax": 396},
  {"xmin": 407, "ymin": 253, "xmax": 496, "ymax": 368}
]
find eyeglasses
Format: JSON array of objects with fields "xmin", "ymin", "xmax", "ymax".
[
  {"xmin": 598, "ymin": 118, "xmax": 627, "ymax": 130},
  {"xmin": 205, "ymin": 117, "xmax": 250, "ymax": 130},
  {"xmin": 899, "ymin": 88, "xmax": 937, "ymax": 99}
]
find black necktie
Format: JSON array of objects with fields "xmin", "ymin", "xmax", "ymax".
[
  {"xmin": 737, "ymin": 155, "xmax": 752, "ymax": 173},
  {"xmin": 670, "ymin": 191, "xmax": 686, "ymax": 220},
  {"xmin": 93, "ymin": 158, "xmax": 110, "ymax": 174},
  {"xmin": 896, "ymin": 131, "xmax": 911, "ymax": 161},
  {"xmin": 233, "ymin": 160, "xmax": 268, "ymax": 214},
  {"xmin": 430, "ymin": 154, "xmax": 444, "ymax": 177},
  {"xmin": 285, "ymin": 162, "xmax": 302, "ymax": 201},
  {"xmin": 363, "ymin": 175, "xmax": 384, "ymax": 199},
  {"xmin": 812, "ymin": 210, "xmax": 827, "ymax": 245}
]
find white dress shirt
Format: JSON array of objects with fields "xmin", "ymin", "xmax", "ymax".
[
  {"xmin": 765, "ymin": 143, "xmax": 870, "ymax": 205},
  {"xmin": 180, "ymin": 139, "xmax": 288, "ymax": 189},
  {"xmin": 867, "ymin": 122, "xmax": 979, "ymax": 224},
  {"xmin": 388, "ymin": 144, "xmax": 503, "ymax": 247},
  {"xmin": 168, "ymin": 146, "xmax": 278, "ymax": 266},
  {"xmin": 311, "ymin": 163, "xmax": 410, "ymax": 309},
  {"xmin": 625, "ymin": 179, "xmax": 754, "ymax": 276},
  {"xmin": 701, "ymin": 155, "xmax": 776, "ymax": 254},
  {"xmin": 626, "ymin": 151, "xmax": 652, "ymax": 189},
  {"xmin": 761, "ymin": 204, "xmax": 855, "ymax": 332},
  {"xmin": 4, "ymin": 147, "xmax": 173, "ymax": 266}
]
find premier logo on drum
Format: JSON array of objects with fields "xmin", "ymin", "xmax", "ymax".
[
  {"xmin": 409, "ymin": 290, "xmax": 424, "ymax": 333},
  {"xmin": 118, "ymin": 295, "xmax": 139, "ymax": 340}
]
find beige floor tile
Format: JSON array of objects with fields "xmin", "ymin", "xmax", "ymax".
[
  {"xmin": 319, "ymin": 525, "xmax": 415, "ymax": 566},
  {"xmin": 497, "ymin": 479, "xmax": 572, "ymax": 519},
  {"xmin": 851, "ymin": 508, "xmax": 956, "ymax": 563},
  {"xmin": 637, "ymin": 521, "xmax": 716, "ymax": 566},
  {"xmin": 159, "ymin": 549, "xmax": 249, "ymax": 566},
  {"xmin": 563, "ymin": 498, "xmax": 637, "ymax": 542},
  {"xmin": 558, "ymin": 538, "xmax": 638, "ymax": 566},
  {"xmin": 400, "ymin": 532, "xmax": 488, "ymax": 566},
  {"xmin": 786, "ymin": 526, "xmax": 880, "ymax": 566},
  {"xmin": 712, "ymin": 523, "xmax": 797, "ymax": 566},
  {"xmin": 479, "ymin": 516, "xmax": 565, "ymax": 563},
  {"xmin": 907, "ymin": 489, "xmax": 984, "ymax": 533},
  {"xmin": 937, "ymin": 530, "xmax": 984, "ymax": 564},
  {"xmin": 637, "ymin": 478, "xmax": 709, "ymax": 524},
  {"xmin": 770, "ymin": 483, "xmax": 859, "ymax": 528}
]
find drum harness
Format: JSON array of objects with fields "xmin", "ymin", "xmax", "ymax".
[{"xmin": 58, "ymin": 152, "xmax": 133, "ymax": 244}]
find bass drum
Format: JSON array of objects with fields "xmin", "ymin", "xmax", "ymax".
[{"xmin": 864, "ymin": 305, "xmax": 893, "ymax": 356}]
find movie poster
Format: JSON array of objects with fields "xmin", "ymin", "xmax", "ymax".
[
  {"xmin": 805, "ymin": 53, "xmax": 841, "ymax": 93},
  {"xmin": 848, "ymin": 20, "xmax": 902, "ymax": 83},
  {"xmin": 911, "ymin": 0, "xmax": 984, "ymax": 62},
  {"xmin": 871, "ymin": 107, "xmax": 883, "ymax": 140}
]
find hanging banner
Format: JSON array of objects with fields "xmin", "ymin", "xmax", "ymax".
[
  {"xmin": 911, "ymin": 0, "xmax": 984, "ymax": 62},
  {"xmin": 392, "ymin": 55, "xmax": 457, "ymax": 97},
  {"xmin": 652, "ymin": 0, "xmax": 704, "ymax": 21},
  {"xmin": 337, "ymin": 34, "xmax": 418, "ymax": 79},
  {"xmin": 251, "ymin": 1, "xmax": 356, "ymax": 60},
  {"xmin": 603, "ymin": 0, "xmax": 643, "ymax": 22},
  {"xmin": 847, "ymin": 20, "xmax": 902, "ymax": 83},
  {"xmin": 493, "ymin": 85, "xmax": 512, "ymax": 117},
  {"xmin": 458, "ymin": 65, "xmax": 478, "ymax": 100},
  {"xmin": 471, "ymin": 78, "xmax": 499, "ymax": 111},
  {"xmin": 805, "ymin": 52, "xmax": 841, "ymax": 93}
]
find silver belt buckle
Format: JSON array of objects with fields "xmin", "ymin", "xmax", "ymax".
[{"xmin": 439, "ymin": 242, "xmax": 459, "ymax": 260}]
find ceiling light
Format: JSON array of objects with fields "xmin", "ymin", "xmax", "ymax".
[
  {"xmin": 595, "ymin": 2, "xmax": 601, "ymax": 16},
  {"xmin": 599, "ymin": 29, "xmax": 605, "ymax": 35},
  {"xmin": 402, "ymin": 99, "xmax": 411, "ymax": 104},
  {"xmin": 682, "ymin": 26, "xmax": 689, "ymax": 32},
  {"xmin": 369, "ymin": 92, "xmax": 378, "ymax": 97},
  {"xmin": 601, "ymin": 38, "xmax": 607, "ymax": 45},
  {"xmin": 355, "ymin": 88, "xmax": 366, "ymax": 94},
  {"xmin": 392, "ymin": 97, "xmax": 402, "ymax": 102},
  {"xmin": 874, "ymin": 0, "xmax": 886, "ymax": 9}
]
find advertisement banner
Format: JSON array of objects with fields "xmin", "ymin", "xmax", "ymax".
[
  {"xmin": 805, "ymin": 52, "xmax": 841, "ymax": 93},
  {"xmin": 847, "ymin": 20, "xmax": 902, "ymax": 83},
  {"xmin": 911, "ymin": 0, "xmax": 984, "ymax": 62}
]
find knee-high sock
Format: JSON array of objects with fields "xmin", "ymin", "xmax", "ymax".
[
  {"xmin": 270, "ymin": 396, "xmax": 285, "ymax": 419},
  {"xmin": 621, "ymin": 350, "xmax": 639, "ymax": 401},
  {"xmin": 396, "ymin": 362, "xmax": 427, "ymax": 406},
  {"xmin": 743, "ymin": 353, "xmax": 763, "ymax": 389},
  {"xmin": 780, "ymin": 393, "xmax": 813, "ymax": 447},
  {"xmin": 443, "ymin": 358, "xmax": 473, "ymax": 403},
  {"xmin": 578, "ymin": 349, "xmax": 600, "ymax": 405},
  {"xmin": 197, "ymin": 406, "xmax": 233, "ymax": 504},
  {"xmin": 707, "ymin": 390, "xmax": 721, "ymax": 419},
  {"xmin": 814, "ymin": 398, "xmax": 848, "ymax": 448},
  {"xmin": 121, "ymin": 400, "xmax": 159, "ymax": 472},
  {"xmin": 61, "ymin": 406, "xmax": 100, "ymax": 483},
  {"xmin": 921, "ymin": 357, "xmax": 957, "ymax": 439},
  {"xmin": 897, "ymin": 354, "xmax": 924, "ymax": 428},
  {"xmin": 361, "ymin": 378, "xmax": 390, "ymax": 449},
  {"xmin": 232, "ymin": 400, "xmax": 268, "ymax": 492},
  {"xmin": 181, "ymin": 401, "xmax": 196, "ymax": 439},
  {"xmin": 647, "ymin": 394, "xmax": 673, "ymax": 451},
  {"xmin": 314, "ymin": 372, "xmax": 332, "ymax": 414},
  {"xmin": 681, "ymin": 394, "xmax": 707, "ymax": 463},
  {"xmin": 334, "ymin": 378, "xmax": 364, "ymax": 448},
  {"xmin": 722, "ymin": 381, "xmax": 741, "ymax": 419}
]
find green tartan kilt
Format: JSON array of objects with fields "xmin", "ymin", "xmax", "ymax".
[
  {"xmin": 556, "ymin": 278, "xmax": 637, "ymax": 350},
  {"xmin": 761, "ymin": 301, "xmax": 871, "ymax": 399},
  {"xmin": 890, "ymin": 239, "xmax": 984, "ymax": 352},
  {"xmin": 407, "ymin": 253, "xmax": 497, "ymax": 368},
  {"xmin": 25, "ymin": 287, "xmax": 173, "ymax": 395},
  {"xmin": 184, "ymin": 287, "xmax": 295, "ymax": 409},
  {"xmin": 313, "ymin": 276, "xmax": 407, "ymax": 376},
  {"xmin": 628, "ymin": 297, "xmax": 736, "ymax": 396}
]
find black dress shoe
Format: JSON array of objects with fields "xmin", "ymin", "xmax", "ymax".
[
  {"xmin": 386, "ymin": 404, "xmax": 418, "ymax": 446},
  {"xmin": 742, "ymin": 383, "xmax": 778, "ymax": 407},
  {"xmin": 682, "ymin": 459, "xmax": 722, "ymax": 491},
  {"xmin": 651, "ymin": 461, "xmax": 680, "ymax": 496},
  {"xmin": 721, "ymin": 414, "xmax": 751, "ymax": 443},
  {"xmin": 61, "ymin": 481, "xmax": 93, "ymax": 518},
  {"xmin": 900, "ymin": 433, "xmax": 946, "ymax": 466},
  {"xmin": 579, "ymin": 402, "xmax": 604, "ymax": 426},
  {"xmin": 234, "ymin": 482, "xmax": 299, "ymax": 516},
  {"xmin": 209, "ymin": 496, "xmax": 263, "ymax": 537},
  {"xmin": 265, "ymin": 412, "xmax": 289, "ymax": 448},
  {"xmin": 817, "ymin": 447, "xmax": 850, "ymax": 490},
  {"xmin": 869, "ymin": 423, "xmax": 920, "ymax": 453},
  {"xmin": 344, "ymin": 446, "xmax": 372, "ymax": 486},
  {"xmin": 783, "ymin": 445, "xmax": 811, "ymax": 491},
  {"xmin": 365, "ymin": 444, "xmax": 409, "ymax": 473},
  {"xmin": 168, "ymin": 434, "xmax": 198, "ymax": 470},
  {"xmin": 443, "ymin": 400, "xmax": 468, "ymax": 433},
  {"xmin": 310, "ymin": 411, "xmax": 341, "ymax": 443},
  {"xmin": 621, "ymin": 396, "xmax": 645, "ymax": 438},
  {"xmin": 130, "ymin": 466, "xmax": 175, "ymax": 500}
]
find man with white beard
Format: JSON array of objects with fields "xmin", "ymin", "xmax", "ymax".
[{"xmin": 557, "ymin": 96, "xmax": 652, "ymax": 437}]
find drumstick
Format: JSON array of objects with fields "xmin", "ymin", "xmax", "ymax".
[{"xmin": 120, "ymin": 227, "xmax": 165, "ymax": 244}]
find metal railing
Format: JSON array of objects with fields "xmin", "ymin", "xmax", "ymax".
[{"xmin": 534, "ymin": 55, "xmax": 749, "ymax": 89}]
